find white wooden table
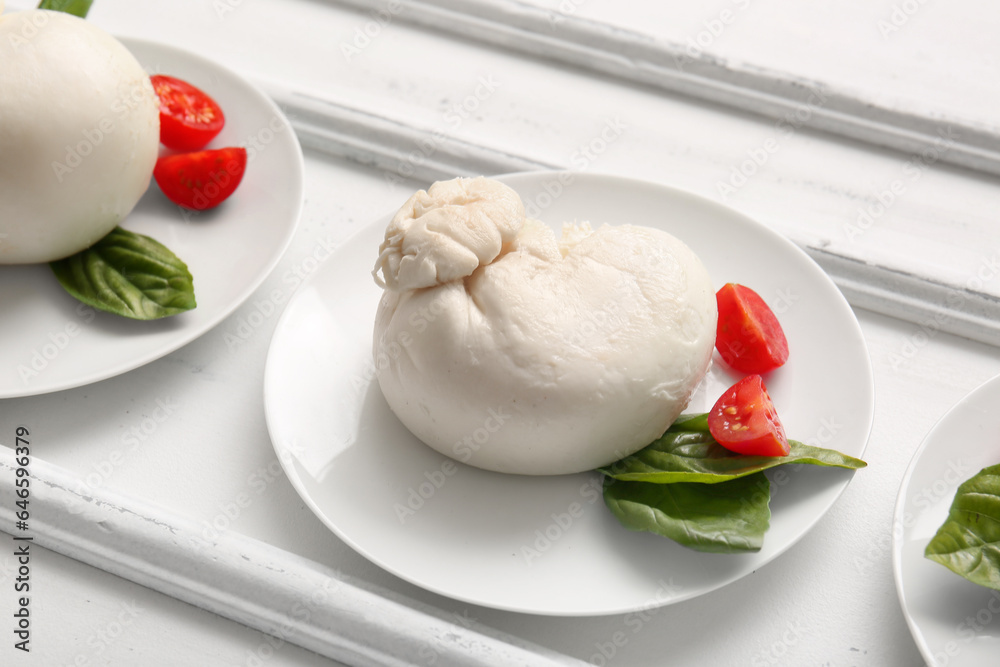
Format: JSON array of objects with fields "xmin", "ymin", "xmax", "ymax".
[{"xmin": 3, "ymin": 1, "xmax": 1000, "ymax": 664}]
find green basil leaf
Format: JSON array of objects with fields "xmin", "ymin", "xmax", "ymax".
[
  {"xmin": 38, "ymin": 0, "xmax": 94, "ymax": 18},
  {"xmin": 598, "ymin": 415, "xmax": 866, "ymax": 484},
  {"xmin": 667, "ymin": 412, "xmax": 710, "ymax": 433},
  {"xmin": 603, "ymin": 473, "xmax": 771, "ymax": 553},
  {"xmin": 925, "ymin": 464, "xmax": 1000, "ymax": 590},
  {"xmin": 50, "ymin": 226, "xmax": 196, "ymax": 320}
]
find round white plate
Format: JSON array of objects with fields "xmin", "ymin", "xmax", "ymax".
[
  {"xmin": 0, "ymin": 38, "xmax": 303, "ymax": 398},
  {"xmin": 264, "ymin": 172, "xmax": 874, "ymax": 615},
  {"xmin": 893, "ymin": 374, "xmax": 1000, "ymax": 665}
]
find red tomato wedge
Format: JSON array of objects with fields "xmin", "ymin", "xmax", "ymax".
[
  {"xmin": 151, "ymin": 75, "xmax": 225, "ymax": 151},
  {"xmin": 707, "ymin": 374, "xmax": 790, "ymax": 457},
  {"xmin": 715, "ymin": 283, "xmax": 789, "ymax": 374},
  {"xmin": 154, "ymin": 147, "xmax": 247, "ymax": 211}
]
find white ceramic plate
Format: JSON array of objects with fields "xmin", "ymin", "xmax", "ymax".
[
  {"xmin": 264, "ymin": 172, "xmax": 874, "ymax": 615},
  {"xmin": 893, "ymin": 374, "xmax": 1000, "ymax": 665},
  {"xmin": 0, "ymin": 38, "xmax": 303, "ymax": 398}
]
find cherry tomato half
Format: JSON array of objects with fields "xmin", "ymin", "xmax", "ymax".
[
  {"xmin": 154, "ymin": 147, "xmax": 247, "ymax": 211},
  {"xmin": 715, "ymin": 283, "xmax": 789, "ymax": 374},
  {"xmin": 707, "ymin": 374, "xmax": 790, "ymax": 457},
  {"xmin": 151, "ymin": 74, "xmax": 225, "ymax": 151}
]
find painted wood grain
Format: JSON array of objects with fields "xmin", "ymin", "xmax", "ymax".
[{"xmin": 0, "ymin": 448, "xmax": 585, "ymax": 667}]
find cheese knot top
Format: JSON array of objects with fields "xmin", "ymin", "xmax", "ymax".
[{"xmin": 373, "ymin": 177, "xmax": 524, "ymax": 291}]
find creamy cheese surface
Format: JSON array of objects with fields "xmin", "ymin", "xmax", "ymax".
[
  {"xmin": 373, "ymin": 177, "xmax": 717, "ymax": 475},
  {"xmin": 0, "ymin": 10, "xmax": 159, "ymax": 264}
]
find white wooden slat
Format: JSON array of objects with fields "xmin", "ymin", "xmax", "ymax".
[
  {"xmin": 264, "ymin": 81, "xmax": 1000, "ymax": 348},
  {"xmin": 0, "ymin": 2, "xmax": 995, "ymax": 664},
  {"xmin": 279, "ymin": 82, "xmax": 558, "ymax": 179},
  {"xmin": 0, "ymin": 447, "xmax": 586, "ymax": 667},
  {"xmin": 15, "ymin": 0, "xmax": 997, "ymax": 346},
  {"xmin": 327, "ymin": 0, "xmax": 1000, "ymax": 179}
]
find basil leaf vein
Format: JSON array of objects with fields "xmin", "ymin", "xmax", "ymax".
[
  {"xmin": 603, "ymin": 473, "xmax": 771, "ymax": 553},
  {"xmin": 50, "ymin": 226, "xmax": 196, "ymax": 320},
  {"xmin": 925, "ymin": 464, "xmax": 1000, "ymax": 590},
  {"xmin": 596, "ymin": 413, "xmax": 866, "ymax": 554},
  {"xmin": 599, "ymin": 416, "xmax": 866, "ymax": 484}
]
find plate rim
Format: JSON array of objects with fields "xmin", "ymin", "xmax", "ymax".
[
  {"xmin": 263, "ymin": 169, "xmax": 875, "ymax": 616},
  {"xmin": 891, "ymin": 371, "xmax": 1000, "ymax": 664}
]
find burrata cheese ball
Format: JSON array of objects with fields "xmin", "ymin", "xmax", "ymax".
[
  {"xmin": 372, "ymin": 177, "xmax": 718, "ymax": 476},
  {"xmin": 0, "ymin": 9, "xmax": 160, "ymax": 264}
]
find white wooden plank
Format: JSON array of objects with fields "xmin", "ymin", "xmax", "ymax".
[
  {"xmin": 521, "ymin": 0, "xmax": 1000, "ymax": 137},
  {"xmin": 19, "ymin": 0, "xmax": 999, "ymax": 345},
  {"xmin": 0, "ymin": 446, "xmax": 584, "ymax": 667},
  {"xmin": 261, "ymin": 81, "xmax": 1000, "ymax": 348},
  {"xmin": 327, "ymin": 0, "xmax": 1000, "ymax": 178},
  {"xmin": 276, "ymin": 80, "xmax": 557, "ymax": 179},
  {"xmin": 2, "ymin": 2, "xmax": 1000, "ymax": 665}
]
